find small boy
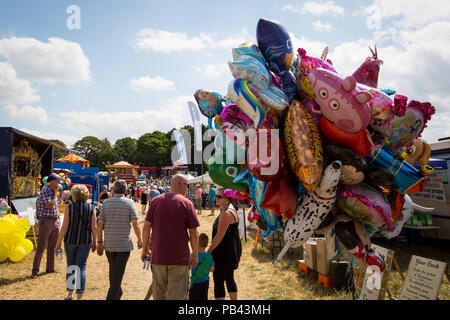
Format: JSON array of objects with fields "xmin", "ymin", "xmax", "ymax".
[{"xmin": 189, "ymin": 233, "xmax": 214, "ymax": 300}]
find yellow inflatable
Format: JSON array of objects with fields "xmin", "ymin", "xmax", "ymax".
[
  {"xmin": 9, "ymin": 246, "xmax": 25, "ymax": 263},
  {"xmin": 0, "ymin": 217, "xmax": 15, "ymax": 235},
  {"xmin": 20, "ymin": 239, "xmax": 34, "ymax": 255},
  {"xmin": 0, "ymin": 243, "xmax": 9, "ymax": 263}
]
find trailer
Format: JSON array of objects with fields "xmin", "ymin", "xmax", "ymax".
[
  {"xmin": 0, "ymin": 127, "xmax": 61, "ymax": 214},
  {"xmin": 409, "ymin": 138, "xmax": 450, "ymax": 240}
]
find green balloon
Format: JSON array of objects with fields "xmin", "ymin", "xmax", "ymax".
[{"xmin": 207, "ymin": 155, "xmax": 248, "ymax": 191}]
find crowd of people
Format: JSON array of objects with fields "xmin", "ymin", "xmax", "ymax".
[{"xmin": 31, "ymin": 173, "xmax": 242, "ymax": 300}]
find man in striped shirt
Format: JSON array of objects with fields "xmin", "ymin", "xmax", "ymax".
[{"xmin": 96, "ymin": 180, "xmax": 142, "ymax": 300}]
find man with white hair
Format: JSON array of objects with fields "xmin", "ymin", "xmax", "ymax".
[
  {"xmin": 141, "ymin": 174, "xmax": 199, "ymax": 300},
  {"xmin": 97, "ymin": 179, "xmax": 142, "ymax": 300}
]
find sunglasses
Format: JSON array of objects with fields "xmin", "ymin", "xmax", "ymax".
[
  {"xmin": 180, "ymin": 181, "xmax": 189, "ymax": 186},
  {"xmin": 216, "ymin": 195, "xmax": 229, "ymax": 200}
]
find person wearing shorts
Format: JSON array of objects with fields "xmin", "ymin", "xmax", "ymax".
[{"xmin": 207, "ymin": 184, "xmax": 216, "ymax": 217}]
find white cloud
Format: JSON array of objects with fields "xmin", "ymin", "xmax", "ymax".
[
  {"xmin": 366, "ymin": 0, "xmax": 450, "ymax": 29},
  {"xmin": 18, "ymin": 127, "xmax": 79, "ymax": 147},
  {"xmin": 3, "ymin": 104, "xmax": 49, "ymax": 124},
  {"xmin": 196, "ymin": 63, "xmax": 230, "ymax": 79},
  {"xmin": 133, "ymin": 29, "xmax": 213, "ymax": 53},
  {"xmin": 129, "ymin": 75, "xmax": 175, "ymax": 91},
  {"xmin": 0, "ymin": 37, "xmax": 91, "ymax": 84},
  {"xmin": 0, "ymin": 61, "xmax": 40, "ymax": 105},
  {"xmin": 289, "ymin": 33, "xmax": 328, "ymax": 58},
  {"xmin": 59, "ymin": 95, "xmax": 207, "ymax": 143},
  {"xmin": 283, "ymin": 1, "xmax": 344, "ymax": 16},
  {"xmin": 282, "ymin": 4, "xmax": 301, "ymax": 13},
  {"xmin": 132, "ymin": 28, "xmax": 253, "ymax": 53},
  {"xmin": 312, "ymin": 20, "xmax": 332, "ymax": 32}
]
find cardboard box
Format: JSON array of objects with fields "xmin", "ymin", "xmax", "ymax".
[
  {"xmin": 316, "ymin": 238, "xmax": 331, "ymax": 275},
  {"xmin": 303, "ymin": 240, "xmax": 317, "ymax": 270}
]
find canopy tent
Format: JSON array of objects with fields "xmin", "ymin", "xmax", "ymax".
[
  {"xmin": 55, "ymin": 153, "xmax": 90, "ymax": 167},
  {"xmin": 105, "ymin": 161, "xmax": 139, "ymax": 181},
  {"xmin": 105, "ymin": 161, "xmax": 139, "ymax": 169},
  {"xmin": 188, "ymin": 172, "xmax": 215, "ymax": 186}
]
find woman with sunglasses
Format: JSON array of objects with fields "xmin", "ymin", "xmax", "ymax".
[{"xmin": 207, "ymin": 188, "xmax": 242, "ymax": 300}]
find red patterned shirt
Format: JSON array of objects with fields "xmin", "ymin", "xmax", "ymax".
[{"xmin": 36, "ymin": 185, "xmax": 58, "ymax": 218}]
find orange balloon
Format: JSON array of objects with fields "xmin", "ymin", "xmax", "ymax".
[
  {"xmin": 283, "ymin": 100, "xmax": 323, "ymax": 192},
  {"xmin": 319, "ymin": 117, "xmax": 375, "ymax": 157}
]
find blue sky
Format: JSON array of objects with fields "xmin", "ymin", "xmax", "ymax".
[{"xmin": 1, "ymin": 0, "xmax": 449, "ymax": 146}]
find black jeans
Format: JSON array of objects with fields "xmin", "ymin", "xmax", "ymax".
[
  {"xmin": 105, "ymin": 251, "xmax": 130, "ymax": 300},
  {"xmin": 189, "ymin": 280, "xmax": 209, "ymax": 300}
]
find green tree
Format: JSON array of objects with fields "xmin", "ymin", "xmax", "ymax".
[
  {"xmin": 136, "ymin": 131, "xmax": 173, "ymax": 167},
  {"xmin": 114, "ymin": 137, "xmax": 138, "ymax": 163},
  {"xmin": 97, "ymin": 148, "xmax": 121, "ymax": 170},
  {"xmin": 50, "ymin": 139, "xmax": 68, "ymax": 160},
  {"xmin": 72, "ymin": 136, "xmax": 110, "ymax": 168}
]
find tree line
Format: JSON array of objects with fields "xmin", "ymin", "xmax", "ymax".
[{"xmin": 51, "ymin": 125, "xmax": 210, "ymax": 174}]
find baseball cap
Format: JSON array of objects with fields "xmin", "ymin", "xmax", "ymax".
[{"xmin": 47, "ymin": 173, "xmax": 61, "ymax": 183}]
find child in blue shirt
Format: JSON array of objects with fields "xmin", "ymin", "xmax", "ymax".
[{"xmin": 189, "ymin": 233, "xmax": 214, "ymax": 300}]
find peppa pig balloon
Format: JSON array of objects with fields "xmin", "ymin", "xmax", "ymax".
[{"xmin": 308, "ymin": 68, "xmax": 372, "ymax": 133}]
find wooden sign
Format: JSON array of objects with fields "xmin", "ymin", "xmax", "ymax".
[
  {"xmin": 357, "ymin": 244, "xmax": 394, "ymax": 300},
  {"xmin": 399, "ymin": 255, "xmax": 447, "ymax": 300}
]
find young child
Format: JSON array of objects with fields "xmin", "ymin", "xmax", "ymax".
[{"xmin": 189, "ymin": 233, "xmax": 214, "ymax": 300}]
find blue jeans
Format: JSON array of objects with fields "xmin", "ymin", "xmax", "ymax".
[{"xmin": 64, "ymin": 243, "xmax": 91, "ymax": 294}]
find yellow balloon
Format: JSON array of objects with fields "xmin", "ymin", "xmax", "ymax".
[
  {"xmin": 0, "ymin": 243, "xmax": 9, "ymax": 263},
  {"xmin": 59, "ymin": 173, "xmax": 65, "ymax": 177},
  {"xmin": 5, "ymin": 214, "xmax": 19, "ymax": 222},
  {"xmin": 18, "ymin": 218, "xmax": 31, "ymax": 232},
  {"xmin": 0, "ymin": 217, "xmax": 15, "ymax": 235},
  {"xmin": 10, "ymin": 232, "xmax": 24, "ymax": 247},
  {"xmin": 9, "ymin": 246, "xmax": 25, "ymax": 262},
  {"xmin": 20, "ymin": 238, "xmax": 34, "ymax": 255}
]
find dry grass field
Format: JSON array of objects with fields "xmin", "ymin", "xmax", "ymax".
[{"xmin": 0, "ymin": 205, "xmax": 449, "ymax": 300}]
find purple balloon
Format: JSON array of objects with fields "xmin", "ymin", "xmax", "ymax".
[{"xmin": 256, "ymin": 19, "xmax": 294, "ymax": 73}]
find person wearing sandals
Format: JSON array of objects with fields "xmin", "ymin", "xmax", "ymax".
[
  {"xmin": 207, "ymin": 188, "xmax": 242, "ymax": 300},
  {"xmin": 55, "ymin": 184, "xmax": 97, "ymax": 300}
]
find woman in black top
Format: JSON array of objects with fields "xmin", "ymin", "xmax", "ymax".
[
  {"xmin": 56, "ymin": 184, "xmax": 97, "ymax": 300},
  {"xmin": 141, "ymin": 188, "xmax": 148, "ymax": 215},
  {"xmin": 207, "ymin": 188, "xmax": 242, "ymax": 300},
  {"xmin": 98, "ymin": 185, "xmax": 111, "ymax": 203}
]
